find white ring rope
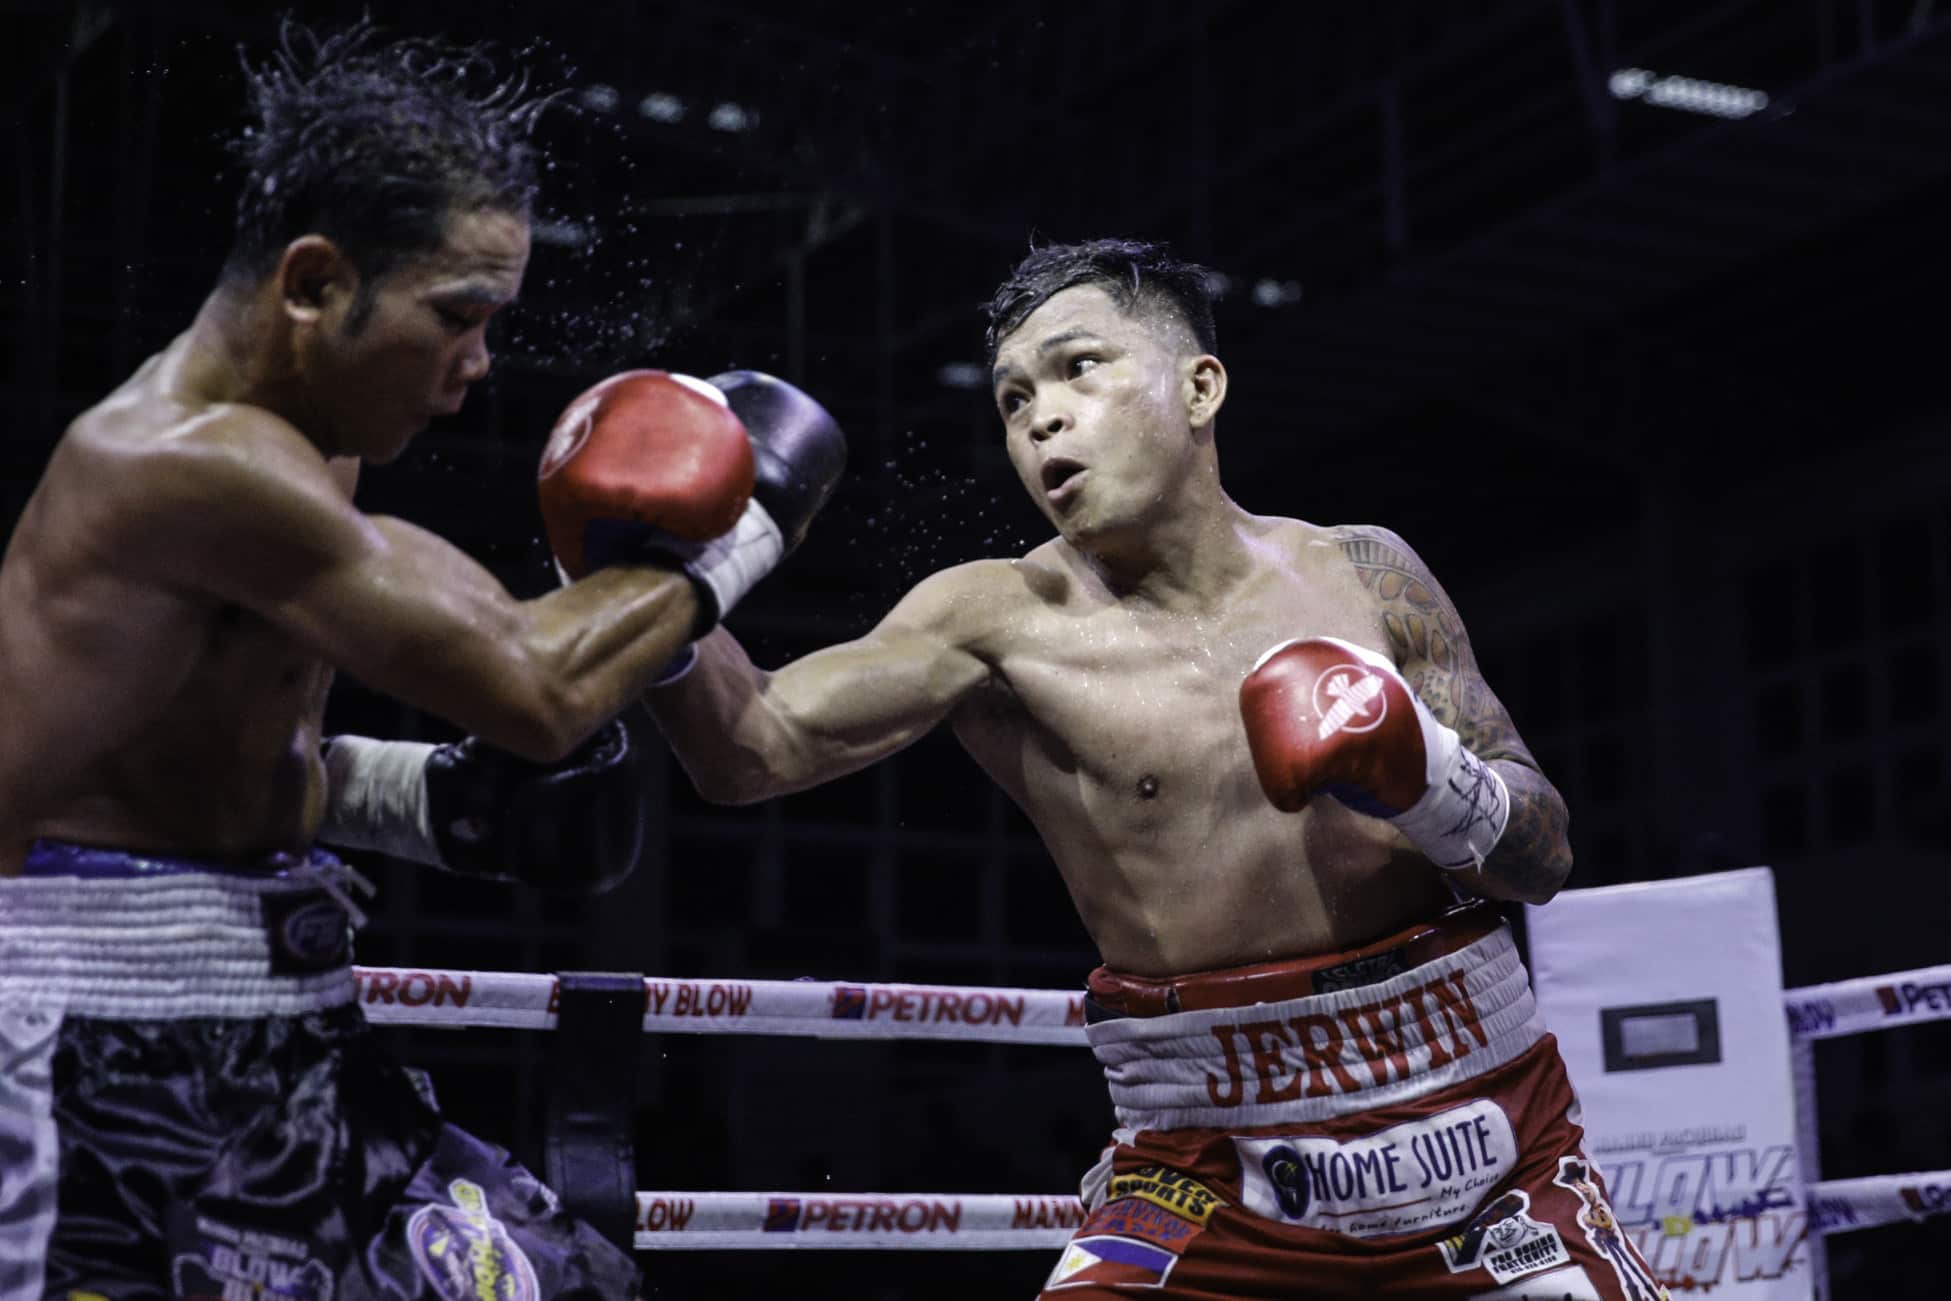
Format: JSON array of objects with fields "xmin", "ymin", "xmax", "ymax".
[
  {"xmin": 351, "ymin": 964, "xmax": 1951, "ymax": 1045},
  {"xmin": 620, "ymin": 1173, "xmax": 1951, "ymax": 1252},
  {"xmin": 346, "ymin": 965, "xmax": 1951, "ymax": 1248},
  {"xmin": 1781, "ymin": 963, "xmax": 1951, "ymax": 1040},
  {"xmin": 352, "ymin": 967, "xmax": 1085, "ymax": 1042},
  {"xmin": 629, "ymin": 1192, "xmax": 1085, "ymax": 1251}
]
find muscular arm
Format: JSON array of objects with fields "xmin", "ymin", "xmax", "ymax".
[
  {"xmin": 645, "ymin": 563, "xmax": 998, "ymax": 803},
  {"xmin": 125, "ymin": 414, "xmax": 698, "ymax": 761},
  {"xmin": 1332, "ymin": 525, "xmax": 1573, "ymax": 903}
]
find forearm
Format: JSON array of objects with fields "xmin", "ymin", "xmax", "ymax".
[
  {"xmin": 517, "ymin": 565, "xmax": 701, "ymax": 752},
  {"xmin": 644, "ymin": 628, "xmax": 798, "ymax": 803},
  {"xmin": 647, "ymin": 622, "xmax": 985, "ymax": 805},
  {"xmin": 331, "ymin": 520, "xmax": 700, "ymax": 762},
  {"xmin": 1459, "ymin": 759, "xmax": 1572, "ymax": 904}
]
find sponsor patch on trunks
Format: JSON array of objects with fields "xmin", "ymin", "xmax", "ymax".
[
  {"xmin": 1439, "ymin": 1189, "xmax": 1570, "ymax": 1285},
  {"xmin": 1105, "ymin": 1165, "xmax": 1225, "ymax": 1225},
  {"xmin": 406, "ymin": 1177, "xmax": 539, "ymax": 1301},
  {"xmin": 1080, "ymin": 1197, "xmax": 1205, "ymax": 1254},
  {"xmin": 261, "ymin": 890, "xmax": 350, "ymax": 974},
  {"xmin": 1044, "ymin": 1235, "xmax": 1179, "ymax": 1291},
  {"xmin": 1235, "ymin": 1099, "xmax": 1517, "ymax": 1237},
  {"xmin": 167, "ymin": 1211, "xmax": 333, "ymax": 1300},
  {"xmin": 1553, "ymin": 1157, "xmax": 1668, "ymax": 1301}
]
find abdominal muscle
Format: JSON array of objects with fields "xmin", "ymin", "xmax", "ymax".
[
  {"xmin": 956, "ymin": 671, "xmax": 1456, "ymax": 977},
  {"xmin": 1023, "ymin": 764, "xmax": 1453, "ymax": 976}
]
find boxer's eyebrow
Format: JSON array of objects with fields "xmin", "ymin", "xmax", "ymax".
[
  {"xmin": 991, "ymin": 361, "xmax": 1027, "ymax": 389},
  {"xmin": 993, "ymin": 328, "xmax": 1108, "ymax": 387},
  {"xmin": 1036, "ymin": 327, "xmax": 1102, "ymax": 355},
  {"xmin": 430, "ymin": 281, "xmax": 516, "ymax": 307}
]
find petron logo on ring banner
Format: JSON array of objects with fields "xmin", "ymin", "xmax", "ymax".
[{"xmin": 1528, "ymin": 868, "xmax": 1813, "ymax": 1300}]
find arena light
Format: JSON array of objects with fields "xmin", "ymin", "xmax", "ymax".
[
  {"xmin": 1608, "ymin": 67, "xmax": 1768, "ymax": 119},
  {"xmin": 707, "ymin": 102, "xmax": 759, "ymax": 133},
  {"xmin": 936, "ymin": 362, "xmax": 987, "ymax": 390},
  {"xmin": 638, "ymin": 92, "xmax": 686, "ymax": 124},
  {"xmin": 1251, "ymin": 279, "xmax": 1302, "ymax": 308}
]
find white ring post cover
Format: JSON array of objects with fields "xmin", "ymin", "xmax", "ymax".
[{"xmin": 1526, "ymin": 867, "xmax": 1812, "ymax": 1300}]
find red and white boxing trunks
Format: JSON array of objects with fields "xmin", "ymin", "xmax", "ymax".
[{"xmin": 1041, "ymin": 906, "xmax": 1668, "ymax": 1300}]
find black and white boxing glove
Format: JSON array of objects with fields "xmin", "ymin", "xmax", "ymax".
[
  {"xmin": 652, "ymin": 369, "xmax": 849, "ymax": 681},
  {"xmin": 317, "ymin": 719, "xmax": 648, "ymax": 894}
]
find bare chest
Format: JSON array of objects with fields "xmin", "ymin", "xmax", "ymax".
[{"xmin": 983, "ymin": 589, "xmax": 1386, "ymax": 809}]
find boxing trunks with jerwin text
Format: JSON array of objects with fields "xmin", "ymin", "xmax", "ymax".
[
  {"xmin": 0, "ymin": 839, "xmax": 639, "ymax": 1300},
  {"xmin": 1040, "ymin": 905, "xmax": 1668, "ymax": 1301}
]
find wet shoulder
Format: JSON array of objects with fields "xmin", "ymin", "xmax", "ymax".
[
  {"xmin": 66, "ymin": 393, "xmax": 331, "ymax": 536},
  {"xmin": 890, "ymin": 547, "xmax": 1078, "ymax": 646}
]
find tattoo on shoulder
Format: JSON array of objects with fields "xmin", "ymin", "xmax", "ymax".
[{"xmin": 1328, "ymin": 525, "xmax": 1530, "ymax": 768}]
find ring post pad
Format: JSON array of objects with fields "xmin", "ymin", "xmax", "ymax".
[{"xmin": 544, "ymin": 971, "xmax": 646, "ymax": 1253}]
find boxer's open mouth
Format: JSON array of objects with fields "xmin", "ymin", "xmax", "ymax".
[{"xmin": 1041, "ymin": 457, "xmax": 1087, "ymax": 503}]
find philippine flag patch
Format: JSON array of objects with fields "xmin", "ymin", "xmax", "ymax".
[{"xmin": 1044, "ymin": 1234, "xmax": 1179, "ymax": 1291}]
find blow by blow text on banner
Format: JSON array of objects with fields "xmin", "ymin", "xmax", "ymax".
[{"xmin": 1528, "ymin": 868, "xmax": 1809, "ymax": 1300}]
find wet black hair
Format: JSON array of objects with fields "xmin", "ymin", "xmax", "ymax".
[
  {"xmin": 982, "ymin": 238, "xmax": 1219, "ymax": 364},
  {"xmin": 222, "ymin": 17, "xmax": 553, "ymax": 302}
]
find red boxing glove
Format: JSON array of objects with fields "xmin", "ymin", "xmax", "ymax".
[
  {"xmin": 1239, "ymin": 636, "xmax": 1509, "ymax": 871},
  {"xmin": 537, "ymin": 370, "xmax": 756, "ymax": 579}
]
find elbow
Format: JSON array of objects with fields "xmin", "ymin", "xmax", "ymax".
[
  {"xmin": 483, "ymin": 710, "xmax": 582, "ymax": 765},
  {"xmin": 482, "ymin": 665, "xmax": 599, "ymax": 765},
  {"xmin": 683, "ymin": 752, "xmax": 779, "ymax": 806},
  {"xmin": 1518, "ymin": 843, "xmax": 1576, "ymax": 906}
]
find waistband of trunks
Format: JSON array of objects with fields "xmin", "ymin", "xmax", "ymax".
[
  {"xmin": 1085, "ymin": 923, "xmax": 1545, "ymax": 1131},
  {"xmin": 0, "ymin": 842, "xmax": 359, "ymax": 1020},
  {"xmin": 1085, "ymin": 902, "xmax": 1505, "ymax": 1021}
]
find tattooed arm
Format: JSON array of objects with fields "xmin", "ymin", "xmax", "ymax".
[{"xmin": 1330, "ymin": 524, "xmax": 1573, "ymax": 903}]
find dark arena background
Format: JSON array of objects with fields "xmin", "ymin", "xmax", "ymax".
[{"xmin": 6, "ymin": 1, "xmax": 1950, "ymax": 1296}]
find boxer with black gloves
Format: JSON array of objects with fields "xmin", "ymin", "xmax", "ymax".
[
  {"xmin": 0, "ymin": 20, "xmax": 842, "ymax": 1297},
  {"xmin": 642, "ymin": 238, "xmax": 1664, "ymax": 1300}
]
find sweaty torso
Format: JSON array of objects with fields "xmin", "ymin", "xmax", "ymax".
[
  {"xmin": 0, "ymin": 350, "xmax": 335, "ymax": 875},
  {"xmin": 951, "ymin": 517, "xmax": 1453, "ymax": 975}
]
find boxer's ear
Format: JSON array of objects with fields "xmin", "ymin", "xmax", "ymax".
[
  {"xmin": 1184, "ymin": 354, "xmax": 1227, "ymax": 433},
  {"xmin": 277, "ymin": 235, "xmax": 356, "ymax": 326}
]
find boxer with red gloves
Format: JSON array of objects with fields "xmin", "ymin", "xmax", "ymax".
[
  {"xmin": 316, "ymin": 368, "xmax": 845, "ymax": 888},
  {"xmin": 642, "ymin": 237, "xmax": 1662, "ymax": 1299}
]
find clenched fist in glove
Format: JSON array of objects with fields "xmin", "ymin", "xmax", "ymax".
[
  {"xmin": 537, "ymin": 368, "xmax": 845, "ymax": 635},
  {"xmin": 316, "ymin": 719, "xmax": 648, "ymax": 895},
  {"xmin": 1239, "ymin": 636, "xmax": 1509, "ymax": 871}
]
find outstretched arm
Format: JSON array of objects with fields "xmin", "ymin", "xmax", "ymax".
[
  {"xmin": 645, "ymin": 563, "xmax": 1000, "ymax": 804},
  {"xmin": 1331, "ymin": 525, "xmax": 1573, "ymax": 903}
]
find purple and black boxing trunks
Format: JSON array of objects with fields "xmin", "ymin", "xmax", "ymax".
[{"xmin": 0, "ymin": 839, "xmax": 639, "ymax": 1299}]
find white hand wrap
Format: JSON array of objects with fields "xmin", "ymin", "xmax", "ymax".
[
  {"xmin": 1314, "ymin": 637, "xmax": 1511, "ymax": 871},
  {"xmin": 317, "ymin": 736, "xmax": 443, "ymax": 866}
]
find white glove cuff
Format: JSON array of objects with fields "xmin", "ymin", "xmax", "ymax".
[
  {"xmin": 665, "ymin": 497, "xmax": 784, "ymax": 624},
  {"xmin": 1390, "ymin": 729, "xmax": 1511, "ymax": 871},
  {"xmin": 318, "ymin": 736, "xmax": 443, "ymax": 866}
]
